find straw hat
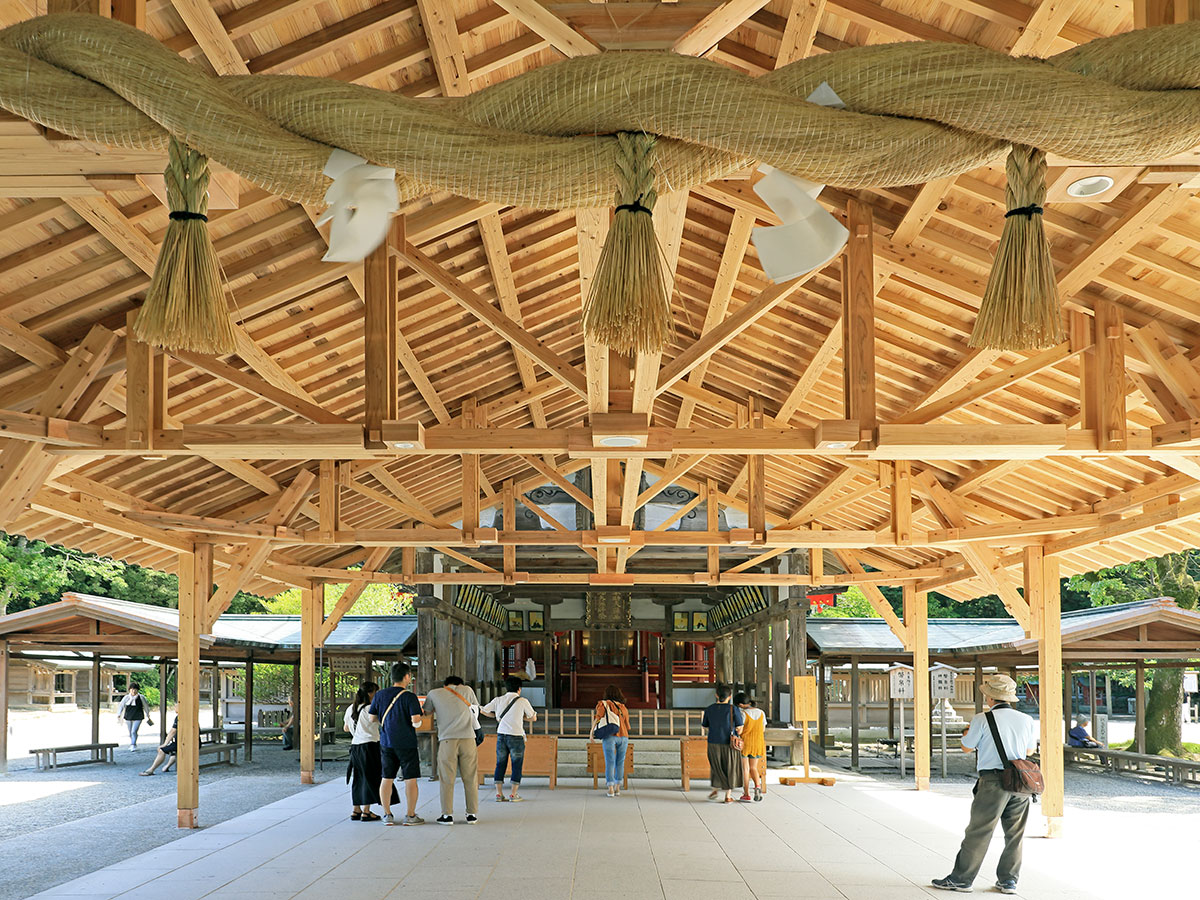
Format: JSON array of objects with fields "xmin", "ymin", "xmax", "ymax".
[{"xmin": 980, "ymin": 674, "xmax": 1018, "ymax": 703}]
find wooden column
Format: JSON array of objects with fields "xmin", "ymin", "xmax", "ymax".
[
  {"xmin": 842, "ymin": 198, "xmax": 877, "ymax": 439},
  {"xmin": 212, "ymin": 663, "xmax": 222, "ymax": 730},
  {"xmin": 1135, "ymin": 659, "xmax": 1147, "ymax": 754},
  {"xmin": 771, "ymin": 616, "xmax": 787, "ymax": 722},
  {"xmin": 662, "ymin": 611, "xmax": 675, "ymax": 709},
  {"xmin": 732, "ymin": 630, "xmax": 745, "ymax": 693},
  {"xmin": 243, "ymin": 660, "xmax": 254, "ymax": 762},
  {"xmin": 177, "ymin": 544, "xmax": 210, "ymax": 828},
  {"xmin": 435, "ymin": 614, "xmax": 452, "ymax": 684},
  {"xmin": 0, "ymin": 640, "xmax": 8, "ymax": 774},
  {"xmin": 299, "ymin": 582, "xmax": 323, "ymax": 784},
  {"xmin": 1082, "ymin": 301, "xmax": 1127, "ymax": 451},
  {"xmin": 747, "ymin": 396, "xmax": 766, "ymax": 537},
  {"xmin": 756, "ymin": 624, "xmax": 769, "ymax": 706},
  {"xmin": 906, "ymin": 585, "xmax": 931, "ymax": 790},
  {"xmin": 363, "ymin": 220, "xmax": 399, "ymax": 448},
  {"xmin": 817, "ymin": 659, "xmax": 828, "ymax": 748},
  {"xmin": 974, "ymin": 660, "xmax": 984, "ymax": 714},
  {"xmin": 850, "ymin": 656, "xmax": 861, "ymax": 770},
  {"xmin": 158, "ymin": 661, "xmax": 167, "ymax": 745},
  {"xmin": 787, "ymin": 594, "xmax": 810, "ymax": 727},
  {"xmin": 416, "ymin": 605, "xmax": 436, "ymax": 694},
  {"xmin": 1027, "ymin": 546, "xmax": 1064, "ymax": 837},
  {"xmin": 90, "ymin": 653, "xmax": 101, "ymax": 745}
]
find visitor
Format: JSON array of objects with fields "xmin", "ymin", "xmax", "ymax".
[
  {"xmin": 139, "ymin": 708, "xmax": 177, "ymax": 775},
  {"xmin": 367, "ymin": 662, "xmax": 426, "ymax": 826},
  {"xmin": 423, "ymin": 675, "xmax": 482, "ymax": 824},
  {"xmin": 932, "ymin": 674, "xmax": 1039, "ymax": 895},
  {"xmin": 343, "ymin": 681, "xmax": 396, "ymax": 822},
  {"xmin": 116, "ymin": 683, "xmax": 152, "ymax": 752},
  {"xmin": 734, "ymin": 693, "xmax": 766, "ymax": 802},
  {"xmin": 280, "ymin": 700, "xmax": 295, "ymax": 750},
  {"xmin": 591, "ymin": 684, "xmax": 630, "ymax": 797},
  {"xmin": 480, "ymin": 674, "xmax": 537, "ymax": 802},
  {"xmin": 1067, "ymin": 713, "xmax": 1101, "ymax": 748},
  {"xmin": 700, "ymin": 683, "xmax": 744, "ymax": 803}
]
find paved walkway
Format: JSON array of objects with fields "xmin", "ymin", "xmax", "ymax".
[{"xmin": 21, "ymin": 771, "xmax": 1194, "ymax": 900}]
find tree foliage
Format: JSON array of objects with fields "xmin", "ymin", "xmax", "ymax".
[{"xmin": 260, "ymin": 581, "xmax": 414, "ymax": 616}]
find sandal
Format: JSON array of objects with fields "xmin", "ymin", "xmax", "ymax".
[
  {"xmin": 350, "ymin": 811, "xmax": 362, "ymax": 821},
  {"xmin": 360, "ymin": 811, "xmax": 380, "ymax": 821},
  {"xmin": 138, "ymin": 771, "xmax": 154, "ymax": 776}
]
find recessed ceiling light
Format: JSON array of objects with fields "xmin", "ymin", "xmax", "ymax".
[
  {"xmin": 598, "ymin": 435, "xmax": 642, "ymax": 448},
  {"xmin": 824, "ymin": 441, "xmax": 850, "ymax": 450},
  {"xmin": 1066, "ymin": 175, "xmax": 1115, "ymax": 199},
  {"xmin": 388, "ymin": 441, "xmax": 416, "ymax": 449}
]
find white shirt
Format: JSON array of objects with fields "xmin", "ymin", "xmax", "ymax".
[
  {"xmin": 343, "ymin": 703, "xmax": 380, "ymax": 745},
  {"xmin": 961, "ymin": 704, "xmax": 1038, "ymax": 772},
  {"xmin": 482, "ymin": 692, "xmax": 536, "ymax": 737}
]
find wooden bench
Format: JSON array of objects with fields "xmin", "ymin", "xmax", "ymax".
[
  {"xmin": 587, "ymin": 741, "xmax": 633, "ymax": 789},
  {"xmin": 198, "ymin": 741, "xmax": 241, "ymax": 767},
  {"xmin": 31, "ymin": 742, "xmax": 118, "ymax": 770},
  {"xmin": 680, "ymin": 736, "xmax": 710, "ymax": 791},
  {"xmin": 476, "ymin": 734, "xmax": 558, "ymax": 788},
  {"xmin": 1064, "ymin": 746, "xmax": 1200, "ymax": 785}
]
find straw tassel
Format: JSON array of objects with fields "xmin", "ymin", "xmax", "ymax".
[
  {"xmin": 970, "ymin": 145, "xmax": 1063, "ymax": 351},
  {"xmin": 133, "ymin": 137, "xmax": 236, "ymax": 355},
  {"xmin": 582, "ymin": 132, "xmax": 672, "ymax": 356}
]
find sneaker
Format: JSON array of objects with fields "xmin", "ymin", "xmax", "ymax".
[
  {"xmin": 930, "ymin": 876, "xmax": 972, "ymax": 892},
  {"xmin": 754, "ymin": 788, "xmax": 763, "ymax": 802},
  {"xmin": 995, "ymin": 880, "xmax": 1017, "ymax": 895},
  {"xmin": 402, "ymin": 815, "xmax": 424, "ymax": 826},
  {"xmin": 494, "ymin": 793, "xmax": 507, "ymax": 802},
  {"xmin": 436, "ymin": 815, "xmax": 454, "ymax": 826},
  {"xmin": 508, "ymin": 794, "xmax": 524, "ymax": 802},
  {"xmin": 466, "ymin": 814, "xmax": 478, "ymax": 824},
  {"xmin": 738, "ymin": 794, "xmax": 753, "ymax": 803},
  {"xmin": 383, "ymin": 813, "xmax": 397, "ymax": 826},
  {"xmin": 130, "ymin": 746, "xmax": 136, "ymax": 752}
]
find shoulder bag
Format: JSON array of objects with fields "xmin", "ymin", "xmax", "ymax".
[
  {"xmin": 593, "ymin": 701, "xmax": 620, "ymax": 740},
  {"xmin": 447, "ymin": 687, "xmax": 485, "ymax": 746},
  {"xmin": 986, "ymin": 710, "xmax": 1043, "ymax": 796},
  {"xmin": 729, "ymin": 703, "xmax": 744, "ymax": 752}
]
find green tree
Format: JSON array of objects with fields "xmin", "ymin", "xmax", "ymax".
[
  {"xmin": 260, "ymin": 581, "xmax": 414, "ymax": 616},
  {"xmin": 1068, "ymin": 551, "xmax": 1199, "ymax": 755},
  {"xmin": 0, "ymin": 533, "xmax": 68, "ymax": 615}
]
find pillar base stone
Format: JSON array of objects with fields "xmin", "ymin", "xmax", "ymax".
[
  {"xmin": 177, "ymin": 808, "xmax": 198, "ymax": 829},
  {"xmin": 1045, "ymin": 815, "xmax": 1064, "ymax": 838}
]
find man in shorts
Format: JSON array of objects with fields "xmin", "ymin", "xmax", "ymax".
[{"xmin": 368, "ymin": 661, "xmax": 426, "ymax": 826}]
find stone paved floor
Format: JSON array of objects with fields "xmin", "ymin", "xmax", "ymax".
[{"xmin": 19, "ymin": 769, "xmax": 1194, "ymax": 900}]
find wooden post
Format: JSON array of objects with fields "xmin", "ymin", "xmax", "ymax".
[
  {"xmin": 906, "ymin": 585, "xmax": 931, "ymax": 790},
  {"xmin": 756, "ymin": 624, "xmax": 769, "ymax": 707},
  {"xmin": 747, "ymin": 396, "xmax": 766, "ymax": 537},
  {"xmin": 771, "ymin": 617, "xmax": 787, "ymax": 722},
  {"xmin": 974, "ymin": 660, "xmax": 984, "ymax": 714},
  {"xmin": 90, "ymin": 653, "xmax": 101, "ymax": 745},
  {"xmin": 157, "ymin": 661, "xmax": 167, "ymax": 745},
  {"xmin": 850, "ymin": 656, "xmax": 861, "ymax": 770},
  {"xmin": 212, "ymin": 663, "xmax": 222, "ymax": 730},
  {"xmin": 363, "ymin": 221, "xmax": 399, "ymax": 448},
  {"xmin": 0, "ymin": 640, "xmax": 8, "ymax": 774},
  {"xmin": 243, "ymin": 659, "xmax": 254, "ymax": 763},
  {"xmin": 842, "ymin": 198, "xmax": 877, "ymax": 439},
  {"xmin": 299, "ymin": 582, "xmax": 322, "ymax": 784},
  {"xmin": 1063, "ymin": 665, "xmax": 1073, "ymax": 741},
  {"xmin": 817, "ymin": 659, "xmax": 828, "ymax": 748},
  {"xmin": 177, "ymin": 544, "xmax": 210, "ymax": 829},
  {"xmin": 416, "ymin": 605, "xmax": 436, "ymax": 694},
  {"xmin": 1027, "ymin": 546, "xmax": 1064, "ymax": 837},
  {"xmin": 1135, "ymin": 659, "xmax": 1147, "ymax": 754},
  {"xmin": 892, "ymin": 461, "xmax": 912, "ymax": 545},
  {"xmin": 125, "ymin": 309, "xmax": 154, "ymax": 452},
  {"xmin": 1083, "ymin": 301, "xmax": 1127, "ymax": 451}
]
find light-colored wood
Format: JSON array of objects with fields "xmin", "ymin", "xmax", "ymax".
[
  {"xmin": 493, "ymin": 0, "xmax": 600, "ymax": 56},
  {"xmin": 299, "ymin": 581, "xmax": 320, "ymax": 783},
  {"xmin": 1028, "ymin": 547, "xmax": 1065, "ymax": 836},
  {"xmin": 776, "ymin": 0, "xmax": 826, "ymax": 64},
  {"xmin": 176, "ymin": 544, "xmax": 209, "ymax": 829},
  {"xmin": 905, "ymin": 584, "xmax": 930, "ymax": 791},
  {"xmin": 843, "ymin": 199, "xmax": 876, "ymax": 435},
  {"xmin": 673, "ymin": 0, "xmax": 772, "ymax": 55},
  {"xmin": 169, "ymin": 0, "xmax": 249, "ymax": 75}
]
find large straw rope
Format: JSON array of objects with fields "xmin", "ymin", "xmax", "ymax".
[{"xmin": 5, "ymin": 15, "xmax": 1200, "ymax": 209}]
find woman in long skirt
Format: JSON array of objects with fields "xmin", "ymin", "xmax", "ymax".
[{"xmin": 344, "ymin": 681, "xmax": 397, "ymax": 821}]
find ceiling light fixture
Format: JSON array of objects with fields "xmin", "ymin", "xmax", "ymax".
[
  {"xmin": 1066, "ymin": 174, "xmax": 1115, "ymax": 199},
  {"xmin": 598, "ymin": 435, "xmax": 642, "ymax": 448},
  {"xmin": 388, "ymin": 441, "xmax": 416, "ymax": 449}
]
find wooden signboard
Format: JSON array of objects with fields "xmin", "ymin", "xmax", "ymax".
[{"xmin": 780, "ymin": 675, "xmax": 835, "ymax": 788}]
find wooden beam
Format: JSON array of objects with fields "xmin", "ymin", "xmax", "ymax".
[
  {"xmin": 124, "ymin": 309, "xmax": 153, "ymax": 452},
  {"xmin": 492, "ymin": 0, "xmax": 600, "ymax": 56},
  {"xmin": 673, "ymin": 0, "xmax": 772, "ymax": 55},
  {"xmin": 776, "ymin": 0, "xmax": 826, "ymax": 64},
  {"xmin": 173, "ymin": 351, "xmax": 348, "ymax": 425},
  {"xmin": 1082, "ymin": 301, "xmax": 1127, "ymax": 451},
  {"xmin": 1129, "ymin": 321, "xmax": 1200, "ymax": 419},
  {"xmin": 168, "ymin": 0, "xmax": 250, "ymax": 75},
  {"xmin": 776, "ymin": 318, "xmax": 841, "ymax": 424},
  {"xmin": 834, "ymin": 551, "xmax": 908, "ymax": 647},
  {"xmin": 842, "ymin": 199, "xmax": 876, "ymax": 436},
  {"xmin": 900, "ymin": 348, "xmax": 1002, "ymax": 417},
  {"xmin": 416, "ymin": 0, "xmax": 470, "ymax": 94},
  {"xmin": 364, "ymin": 222, "xmax": 399, "ymax": 446},
  {"xmin": 398, "ymin": 241, "xmax": 587, "ymax": 398},
  {"xmin": 892, "ymin": 460, "xmax": 912, "ymax": 545},
  {"xmin": 747, "ymin": 397, "xmax": 766, "ymax": 537}
]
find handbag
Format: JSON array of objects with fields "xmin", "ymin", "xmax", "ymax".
[
  {"xmin": 447, "ymin": 687, "xmax": 485, "ymax": 746},
  {"xmin": 592, "ymin": 701, "xmax": 620, "ymax": 740},
  {"xmin": 729, "ymin": 703, "xmax": 744, "ymax": 752},
  {"xmin": 985, "ymin": 710, "xmax": 1044, "ymax": 796}
]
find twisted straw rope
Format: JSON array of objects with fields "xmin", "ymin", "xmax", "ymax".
[{"xmin": 4, "ymin": 14, "xmax": 1200, "ymax": 208}]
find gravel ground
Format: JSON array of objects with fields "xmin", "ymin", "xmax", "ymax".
[{"xmin": 0, "ymin": 742, "xmax": 336, "ymax": 900}]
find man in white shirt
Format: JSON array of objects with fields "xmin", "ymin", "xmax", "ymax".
[
  {"xmin": 933, "ymin": 674, "xmax": 1039, "ymax": 895},
  {"xmin": 480, "ymin": 675, "xmax": 537, "ymax": 802},
  {"xmin": 423, "ymin": 675, "xmax": 481, "ymax": 825}
]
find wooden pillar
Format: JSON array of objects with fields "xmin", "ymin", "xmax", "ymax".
[
  {"xmin": 158, "ymin": 661, "xmax": 168, "ymax": 745},
  {"xmin": 732, "ymin": 630, "xmax": 745, "ymax": 693},
  {"xmin": 177, "ymin": 544, "xmax": 210, "ymax": 828},
  {"xmin": 1026, "ymin": 546, "xmax": 1064, "ymax": 837},
  {"xmin": 212, "ymin": 663, "xmax": 222, "ymax": 730},
  {"xmin": 1105, "ymin": 672, "xmax": 1113, "ymax": 716},
  {"xmin": 90, "ymin": 653, "xmax": 101, "ymax": 744},
  {"xmin": 888, "ymin": 696, "xmax": 896, "ymax": 739},
  {"xmin": 771, "ymin": 617, "xmax": 787, "ymax": 722},
  {"xmin": 299, "ymin": 583, "xmax": 323, "ymax": 785},
  {"xmin": 0, "ymin": 640, "xmax": 8, "ymax": 774},
  {"xmin": 435, "ymin": 614, "xmax": 452, "ymax": 684},
  {"xmin": 756, "ymin": 624, "xmax": 769, "ymax": 706},
  {"xmin": 1063, "ymin": 665, "xmax": 1073, "ymax": 739},
  {"xmin": 906, "ymin": 585, "xmax": 931, "ymax": 790},
  {"xmin": 974, "ymin": 659, "xmax": 984, "ymax": 714},
  {"xmin": 416, "ymin": 605, "xmax": 436, "ymax": 694},
  {"xmin": 842, "ymin": 198, "xmax": 877, "ymax": 439},
  {"xmin": 850, "ymin": 656, "xmax": 861, "ymax": 770},
  {"xmin": 1082, "ymin": 301, "xmax": 1127, "ymax": 451},
  {"xmin": 1135, "ymin": 659, "xmax": 1147, "ymax": 754},
  {"xmin": 243, "ymin": 660, "xmax": 254, "ymax": 762},
  {"xmin": 817, "ymin": 659, "xmax": 828, "ymax": 748},
  {"xmin": 363, "ymin": 219, "xmax": 399, "ymax": 448},
  {"xmin": 663, "ymin": 608, "xmax": 675, "ymax": 709}
]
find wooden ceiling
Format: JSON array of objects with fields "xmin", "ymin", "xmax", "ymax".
[{"xmin": 4, "ymin": 0, "xmax": 1200, "ymax": 609}]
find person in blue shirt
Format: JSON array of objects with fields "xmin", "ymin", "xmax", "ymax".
[
  {"xmin": 1067, "ymin": 714, "xmax": 1101, "ymax": 748},
  {"xmin": 700, "ymin": 683, "xmax": 744, "ymax": 803},
  {"xmin": 367, "ymin": 661, "xmax": 426, "ymax": 826},
  {"xmin": 933, "ymin": 674, "xmax": 1039, "ymax": 895}
]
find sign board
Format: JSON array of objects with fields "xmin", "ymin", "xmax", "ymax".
[
  {"xmin": 888, "ymin": 664, "xmax": 914, "ymax": 699},
  {"xmin": 930, "ymin": 664, "xmax": 958, "ymax": 699},
  {"xmin": 1185, "ymin": 671, "xmax": 1198, "ymax": 694},
  {"xmin": 793, "ymin": 675, "xmax": 819, "ymax": 722},
  {"xmin": 327, "ymin": 654, "xmax": 368, "ymax": 671},
  {"xmin": 1093, "ymin": 713, "xmax": 1108, "ymax": 747}
]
